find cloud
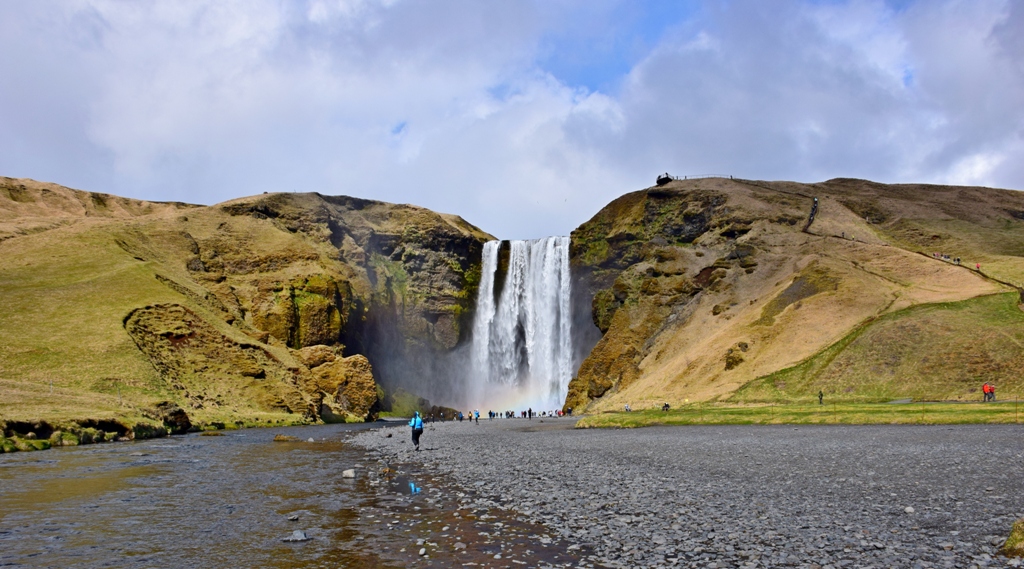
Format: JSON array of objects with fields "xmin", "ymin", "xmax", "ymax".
[{"xmin": 0, "ymin": 0, "xmax": 1021, "ymax": 239}]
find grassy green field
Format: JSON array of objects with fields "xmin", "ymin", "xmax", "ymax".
[
  {"xmin": 728, "ymin": 292, "xmax": 1024, "ymax": 404},
  {"xmin": 576, "ymin": 400, "xmax": 1024, "ymax": 428},
  {"xmin": 0, "ymin": 222, "xmax": 178, "ymax": 425}
]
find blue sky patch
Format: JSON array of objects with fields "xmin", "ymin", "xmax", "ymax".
[{"xmin": 536, "ymin": 0, "xmax": 702, "ymax": 94}]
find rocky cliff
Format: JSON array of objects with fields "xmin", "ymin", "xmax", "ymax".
[
  {"xmin": 0, "ymin": 177, "xmax": 491, "ymax": 440},
  {"xmin": 5, "ymin": 173, "xmax": 1024, "ymax": 442},
  {"xmin": 565, "ymin": 177, "xmax": 1024, "ymax": 412}
]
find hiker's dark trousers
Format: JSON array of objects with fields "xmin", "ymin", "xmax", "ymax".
[{"xmin": 412, "ymin": 427, "xmax": 423, "ymax": 447}]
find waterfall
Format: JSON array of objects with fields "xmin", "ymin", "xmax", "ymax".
[{"xmin": 469, "ymin": 236, "xmax": 573, "ymax": 410}]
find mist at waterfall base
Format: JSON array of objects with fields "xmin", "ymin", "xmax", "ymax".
[
  {"xmin": 357, "ymin": 236, "xmax": 600, "ymax": 416},
  {"xmin": 467, "ymin": 237, "xmax": 575, "ymax": 412}
]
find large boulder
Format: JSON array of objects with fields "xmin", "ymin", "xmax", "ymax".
[
  {"xmin": 304, "ymin": 354, "xmax": 380, "ymax": 422},
  {"xmin": 292, "ymin": 344, "xmax": 338, "ymax": 368}
]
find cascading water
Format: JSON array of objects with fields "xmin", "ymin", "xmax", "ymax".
[{"xmin": 469, "ymin": 237, "xmax": 573, "ymax": 410}]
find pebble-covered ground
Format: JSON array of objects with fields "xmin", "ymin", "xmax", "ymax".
[{"xmin": 352, "ymin": 418, "xmax": 1024, "ymax": 569}]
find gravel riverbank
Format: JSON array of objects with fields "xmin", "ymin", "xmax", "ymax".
[{"xmin": 352, "ymin": 419, "xmax": 1024, "ymax": 569}]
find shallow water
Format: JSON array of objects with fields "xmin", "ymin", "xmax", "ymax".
[{"xmin": 0, "ymin": 423, "xmax": 581, "ymax": 568}]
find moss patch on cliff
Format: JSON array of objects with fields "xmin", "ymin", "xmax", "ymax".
[{"xmin": 571, "ymin": 188, "xmax": 724, "ymax": 281}]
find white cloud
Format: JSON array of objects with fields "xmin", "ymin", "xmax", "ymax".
[{"xmin": 0, "ymin": 0, "xmax": 1021, "ymax": 239}]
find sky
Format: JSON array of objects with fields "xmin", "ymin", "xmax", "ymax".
[{"xmin": 1, "ymin": 0, "xmax": 1022, "ymax": 240}]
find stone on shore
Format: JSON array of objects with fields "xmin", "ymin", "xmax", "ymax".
[{"xmin": 283, "ymin": 530, "xmax": 309, "ymax": 542}]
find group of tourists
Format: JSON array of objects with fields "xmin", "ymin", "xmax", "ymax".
[
  {"xmin": 983, "ymin": 382, "xmax": 997, "ymax": 402},
  {"xmin": 409, "ymin": 404, "xmax": 574, "ymax": 449},
  {"xmin": 933, "ymin": 252, "xmax": 981, "ymax": 271},
  {"xmin": 428, "ymin": 406, "xmax": 571, "ymax": 424}
]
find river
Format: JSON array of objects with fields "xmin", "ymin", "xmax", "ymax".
[{"xmin": 0, "ymin": 422, "xmax": 581, "ymax": 568}]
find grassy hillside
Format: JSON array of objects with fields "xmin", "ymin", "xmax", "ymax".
[
  {"xmin": 577, "ymin": 401, "xmax": 1024, "ymax": 428},
  {"xmin": 566, "ymin": 177, "xmax": 1024, "ymax": 413},
  {"xmin": 730, "ymin": 292, "xmax": 1024, "ymax": 403},
  {"xmin": 0, "ymin": 221, "xmax": 179, "ymax": 423}
]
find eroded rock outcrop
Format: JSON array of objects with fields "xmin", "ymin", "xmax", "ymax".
[
  {"xmin": 250, "ymin": 275, "xmax": 349, "ymax": 349},
  {"xmin": 98, "ymin": 190, "xmax": 492, "ymax": 423},
  {"xmin": 125, "ymin": 303, "xmax": 316, "ymax": 417},
  {"xmin": 124, "ymin": 301, "xmax": 388, "ymax": 423}
]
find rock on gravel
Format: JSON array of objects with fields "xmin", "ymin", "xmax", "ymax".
[
  {"xmin": 353, "ymin": 420, "xmax": 1024, "ymax": 568},
  {"xmin": 282, "ymin": 530, "xmax": 309, "ymax": 542}
]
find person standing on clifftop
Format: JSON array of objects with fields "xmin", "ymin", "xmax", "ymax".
[{"xmin": 409, "ymin": 411, "xmax": 424, "ymax": 451}]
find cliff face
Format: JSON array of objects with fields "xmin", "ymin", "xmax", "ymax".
[
  {"xmin": 6, "ymin": 173, "xmax": 1024, "ymax": 435},
  {"xmin": 209, "ymin": 192, "xmax": 491, "ymax": 404},
  {"xmin": 0, "ymin": 178, "xmax": 491, "ymax": 434},
  {"xmin": 565, "ymin": 177, "xmax": 1024, "ymax": 412}
]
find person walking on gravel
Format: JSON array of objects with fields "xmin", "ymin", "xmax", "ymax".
[{"xmin": 409, "ymin": 411, "xmax": 424, "ymax": 451}]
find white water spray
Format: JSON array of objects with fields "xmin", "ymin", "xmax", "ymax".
[{"xmin": 469, "ymin": 237, "xmax": 573, "ymax": 410}]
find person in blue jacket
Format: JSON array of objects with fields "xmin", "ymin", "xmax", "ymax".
[{"xmin": 409, "ymin": 411, "xmax": 424, "ymax": 451}]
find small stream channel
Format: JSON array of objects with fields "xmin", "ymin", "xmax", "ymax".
[{"xmin": 0, "ymin": 423, "xmax": 580, "ymax": 568}]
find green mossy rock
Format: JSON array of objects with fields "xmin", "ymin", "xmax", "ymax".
[
  {"xmin": 13, "ymin": 437, "xmax": 51, "ymax": 451},
  {"xmin": 1002, "ymin": 519, "xmax": 1024, "ymax": 557},
  {"xmin": 78, "ymin": 428, "xmax": 101, "ymax": 445},
  {"xmin": 49, "ymin": 431, "xmax": 80, "ymax": 447},
  {"xmin": 132, "ymin": 422, "xmax": 168, "ymax": 440}
]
